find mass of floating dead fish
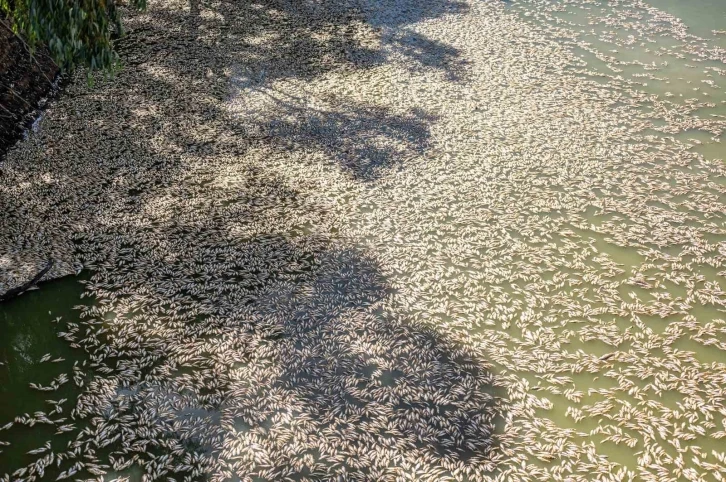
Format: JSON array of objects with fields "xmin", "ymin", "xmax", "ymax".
[{"xmin": 1, "ymin": 0, "xmax": 725, "ymax": 480}]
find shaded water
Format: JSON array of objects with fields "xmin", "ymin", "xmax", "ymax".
[{"xmin": 0, "ymin": 275, "xmax": 89, "ymax": 471}]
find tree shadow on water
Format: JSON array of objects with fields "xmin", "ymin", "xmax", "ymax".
[
  {"xmin": 388, "ymin": 31, "xmax": 472, "ymax": 82},
  {"xmin": 1, "ymin": 0, "xmax": 495, "ymax": 474},
  {"xmin": 227, "ymin": 86, "xmax": 437, "ymax": 181},
  {"xmin": 103, "ymin": 0, "xmax": 469, "ymax": 181},
  {"xmin": 72, "ymin": 231, "xmax": 504, "ymax": 481},
  {"xmin": 257, "ymin": 247, "xmax": 504, "ymax": 478}
]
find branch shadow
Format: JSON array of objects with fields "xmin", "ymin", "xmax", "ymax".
[
  {"xmin": 227, "ymin": 85, "xmax": 436, "ymax": 181},
  {"xmin": 354, "ymin": 0, "xmax": 470, "ymax": 30},
  {"xmin": 388, "ymin": 31, "xmax": 472, "ymax": 82}
]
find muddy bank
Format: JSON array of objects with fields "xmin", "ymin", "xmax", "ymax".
[{"xmin": 0, "ymin": 25, "xmax": 59, "ymax": 158}]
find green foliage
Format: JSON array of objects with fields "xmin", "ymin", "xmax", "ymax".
[{"xmin": 1, "ymin": 0, "xmax": 145, "ymax": 72}]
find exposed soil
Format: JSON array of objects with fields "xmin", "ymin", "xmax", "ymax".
[{"xmin": 0, "ymin": 23, "xmax": 59, "ymax": 158}]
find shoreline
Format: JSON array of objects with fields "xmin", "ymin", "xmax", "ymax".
[{"xmin": 0, "ymin": 26, "xmax": 60, "ymax": 160}]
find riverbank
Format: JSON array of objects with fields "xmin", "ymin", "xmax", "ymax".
[{"xmin": 0, "ymin": 25, "xmax": 59, "ymax": 159}]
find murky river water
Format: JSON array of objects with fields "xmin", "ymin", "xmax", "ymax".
[
  {"xmin": 0, "ymin": 276, "xmax": 89, "ymax": 474},
  {"xmin": 1, "ymin": 0, "xmax": 725, "ymax": 480}
]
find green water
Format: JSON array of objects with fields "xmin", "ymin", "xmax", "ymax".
[
  {"xmin": 483, "ymin": 0, "xmax": 726, "ymax": 474},
  {"xmin": 649, "ymin": 0, "xmax": 726, "ymax": 45},
  {"xmin": 0, "ymin": 275, "xmax": 90, "ymax": 475}
]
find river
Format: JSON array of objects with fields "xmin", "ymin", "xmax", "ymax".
[{"xmin": 1, "ymin": 0, "xmax": 724, "ymax": 480}]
